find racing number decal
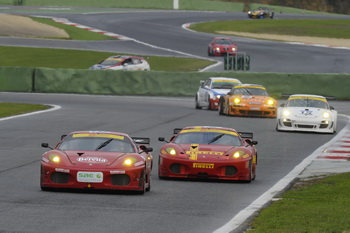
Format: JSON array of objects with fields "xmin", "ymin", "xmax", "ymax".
[{"xmin": 188, "ymin": 144, "xmax": 199, "ymax": 160}]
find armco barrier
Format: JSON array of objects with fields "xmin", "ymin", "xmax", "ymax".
[{"xmin": 1, "ymin": 67, "xmax": 350, "ymax": 100}]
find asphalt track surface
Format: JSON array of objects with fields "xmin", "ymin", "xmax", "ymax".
[
  {"xmin": 0, "ymin": 92, "xmax": 349, "ymax": 233},
  {"xmin": 0, "ymin": 7, "xmax": 350, "ymax": 233},
  {"xmin": 1, "ymin": 8, "xmax": 350, "ymax": 72}
]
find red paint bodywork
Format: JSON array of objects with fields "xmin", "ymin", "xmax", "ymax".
[
  {"xmin": 40, "ymin": 131, "xmax": 153, "ymax": 193},
  {"xmin": 158, "ymin": 126, "xmax": 257, "ymax": 182},
  {"xmin": 208, "ymin": 37, "xmax": 238, "ymax": 56}
]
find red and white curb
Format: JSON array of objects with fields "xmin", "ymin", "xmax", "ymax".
[
  {"xmin": 37, "ymin": 16, "xmax": 131, "ymax": 40},
  {"xmin": 318, "ymin": 131, "xmax": 350, "ymax": 161}
]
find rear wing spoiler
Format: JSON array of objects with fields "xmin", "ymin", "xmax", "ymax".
[
  {"xmin": 132, "ymin": 137, "xmax": 150, "ymax": 145},
  {"xmin": 238, "ymin": 132, "xmax": 253, "ymax": 139},
  {"xmin": 173, "ymin": 128, "xmax": 183, "ymax": 134},
  {"xmin": 282, "ymin": 94, "xmax": 336, "ymax": 100}
]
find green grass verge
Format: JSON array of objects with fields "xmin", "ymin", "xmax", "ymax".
[
  {"xmin": 0, "ymin": 0, "xmax": 329, "ymax": 14},
  {"xmin": 0, "ymin": 102, "xmax": 49, "ymax": 118},
  {"xmin": 32, "ymin": 17, "xmax": 113, "ymax": 40},
  {"xmin": 191, "ymin": 19, "xmax": 350, "ymax": 39},
  {"xmin": 247, "ymin": 173, "xmax": 350, "ymax": 232},
  {"xmin": 0, "ymin": 46, "xmax": 213, "ymax": 71}
]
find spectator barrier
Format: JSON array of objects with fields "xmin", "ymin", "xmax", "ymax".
[{"xmin": 0, "ymin": 67, "xmax": 349, "ymax": 99}]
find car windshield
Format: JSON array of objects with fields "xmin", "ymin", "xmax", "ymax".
[
  {"xmin": 174, "ymin": 132, "xmax": 241, "ymax": 146},
  {"xmin": 99, "ymin": 58, "xmax": 122, "ymax": 66},
  {"xmin": 286, "ymin": 98, "xmax": 328, "ymax": 109},
  {"xmin": 233, "ymin": 87, "xmax": 268, "ymax": 96},
  {"xmin": 58, "ymin": 135, "xmax": 135, "ymax": 153},
  {"xmin": 212, "ymin": 82, "xmax": 237, "ymax": 89},
  {"xmin": 215, "ymin": 39, "xmax": 233, "ymax": 45}
]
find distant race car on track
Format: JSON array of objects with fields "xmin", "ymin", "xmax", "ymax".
[
  {"xmin": 158, "ymin": 126, "xmax": 258, "ymax": 182},
  {"xmin": 195, "ymin": 77, "xmax": 241, "ymax": 110},
  {"xmin": 41, "ymin": 131, "xmax": 153, "ymax": 194},
  {"xmin": 276, "ymin": 94, "xmax": 337, "ymax": 133},
  {"xmin": 248, "ymin": 7, "xmax": 274, "ymax": 19},
  {"xmin": 208, "ymin": 37, "xmax": 237, "ymax": 56},
  {"xmin": 89, "ymin": 55, "xmax": 150, "ymax": 71},
  {"xmin": 218, "ymin": 84, "xmax": 277, "ymax": 117}
]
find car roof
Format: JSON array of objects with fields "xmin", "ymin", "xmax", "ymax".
[
  {"xmin": 234, "ymin": 84, "xmax": 266, "ymax": 89},
  {"xmin": 208, "ymin": 77, "xmax": 241, "ymax": 82},
  {"xmin": 108, "ymin": 55, "xmax": 144, "ymax": 60},
  {"xmin": 68, "ymin": 131, "xmax": 130, "ymax": 138},
  {"xmin": 180, "ymin": 126, "xmax": 238, "ymax": 134},
  {"xmin": 288, "ymin": 94, "xmax": 327, "ymax": 101},
  {"xmin": 213, "ymin": 37, "xmax": 232, "ymax": 40}
]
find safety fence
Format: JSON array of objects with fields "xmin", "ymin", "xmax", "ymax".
[{"xmin": 1, "ymin": 66, "xmax": 349, "ymax": 99}]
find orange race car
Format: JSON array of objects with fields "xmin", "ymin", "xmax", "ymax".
[{"xmin": 218, "ymin": 84, "xmax": 277, "ymax": 117}]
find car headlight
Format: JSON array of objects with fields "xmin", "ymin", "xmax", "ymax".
[
  {"xmin": 166, "ymin": 147, "xmax": 177, "ymax": 155},
  {"xmin": 49, "ymin": 154, "xmax": 60, "ymax": 163},
  {"xmin": 215, "ymin": 95, "xmax": 221, "ymax": 100},
  {"xmin": 267, "ymin": 99, "xmax": 274, "ymax": 105},
  {"xmin": 215, "ymin": 47, "xmax": 220, "ymax": 52},
  {"xmin": 323, "ymin": 112, "xmax": 330, "ymax": 119},
  {"xmin": 122, "ymin": 157, "xmax": 137, "ymax": 166},
  {"xmin": 234, "ymin": 98, "xmax": 241, "ymax": 104},
  {"xmin": 283, "ymin": 110, "xmax": 290, "ymax": 117},
  {"xmin": 231, "ymin": 48, "xmax": 236, "ymax": 52},
  {"xmin": 233, "ymin": 150, "xmax": 245, "ymax": 159}
]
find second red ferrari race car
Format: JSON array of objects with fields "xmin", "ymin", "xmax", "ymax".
[
  {"xmin": 158, "ymin": 126, "xmax": 258, "ymax": 182},
  {"xmin": 207, "ymin": 37, "xmax": 238, "ymax": 56},
  {"xmin": 41, "ymin": 131, "xmax": 153, "ymax": 194}
]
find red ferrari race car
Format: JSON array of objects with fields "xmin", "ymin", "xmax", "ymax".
[
  {"xmin": 41, "ymin": 131, "xmax": 153, "ymax": 194},
  {"xmin": 158, "ymin": 126, "xmax": 258, "ymax": 182},
  {"xmin": 208, "ymin": 37, "xmax": 238, "ymax": 56}
]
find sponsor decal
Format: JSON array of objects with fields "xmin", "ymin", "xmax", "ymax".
[
  {"xmin": 73, "ymin": 133, "xmax": 124, "ymax": 140},
  {"xmin": 42, "ymin": 157, "xmax": 49, "ymax": 163},
  {"xmin": 77, "ymin": 171, "xmax": 103, "ymax": 183},
  {"xmin": 76, "ymin": 157, "xmax": 108, "ymax": 163},
  {"xmin": 300, "ymin": 109, "xmax": 313, "ymax": 116},
  {"xmin": 55, "ymin": 168, "xmax": 70, "ymax": 173},
  {"xmin": 110, "ymin": 170, "xmax": 126, "ymax": 174},
  {"xmin": 193, "ymin": 163, "xmax": 215, "ymax": 169},
  {"xmin": 134, "ymin": 161, "xmax": 144, "ymax": 166},
  {"xmin": 180, "ymin": 128, "xmax": 238, "ymax": 136}
]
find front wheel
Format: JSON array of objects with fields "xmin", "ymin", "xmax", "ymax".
[
  {"xmin": 218, "ymin": 98, "xmax": 225, "ymax": 115},
  {"xmin": 195, "ymin": 96, "xmax": 202, "ymax": 109}
]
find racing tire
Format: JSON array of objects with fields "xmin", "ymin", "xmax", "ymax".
[
  {"xmin": 145, "ymin": 174, "xmax": 151, "ymax": 192},
  {"xmin": 195, "ymin": 96, "xmax": 202, "ymax": 109},
  {"xmin": 244, "ymin": 161, "xmax": 253, "ymax": 183},
  {"xmin": 136, "ymin": 170, "xmax": 146, "ymax": 194},
  {"xmin": 218, "ymin": 98, "xmax": 225, "ymax": 115},
  {"xmin": 207, "ymin": 97, "xmax": 212, "ymax": 110},
  {"xmin": 207, "ymin": 48, "xmax": 212, "ymax": 56}
]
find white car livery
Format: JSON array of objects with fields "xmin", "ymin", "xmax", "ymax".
[
  {"xmin": 276, "ymin": 94, "xmax": 337, "ymax": 133},
  {"xmin": 195, "ymin": 77, "xmax": 241, "ymax": 110},
  {"xmin": 89, "ymin": 55, "xmax": 150, "ymax": 71}
]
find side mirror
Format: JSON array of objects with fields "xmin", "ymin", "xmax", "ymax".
[
  {"xmin": 330, "ymin": 106, "xmax": 335, "ymax": 110},
  {"xmin": 139, "ymin": 145, "xmax": 153, "ymax": 153},
  {"xmin": 280, "ymin": 103, "xmax": 285, "ymax": 107},
  {"xmin": 41, "ymin": 143, "xmax": 53, "ymax": 150},
  {"xmin": 61, "ymin": 134, "xmax": 67, "ymax": 140},
  {"xmin": 158, "ymin": 137, "xmax": 165, "ymax": 142}
]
